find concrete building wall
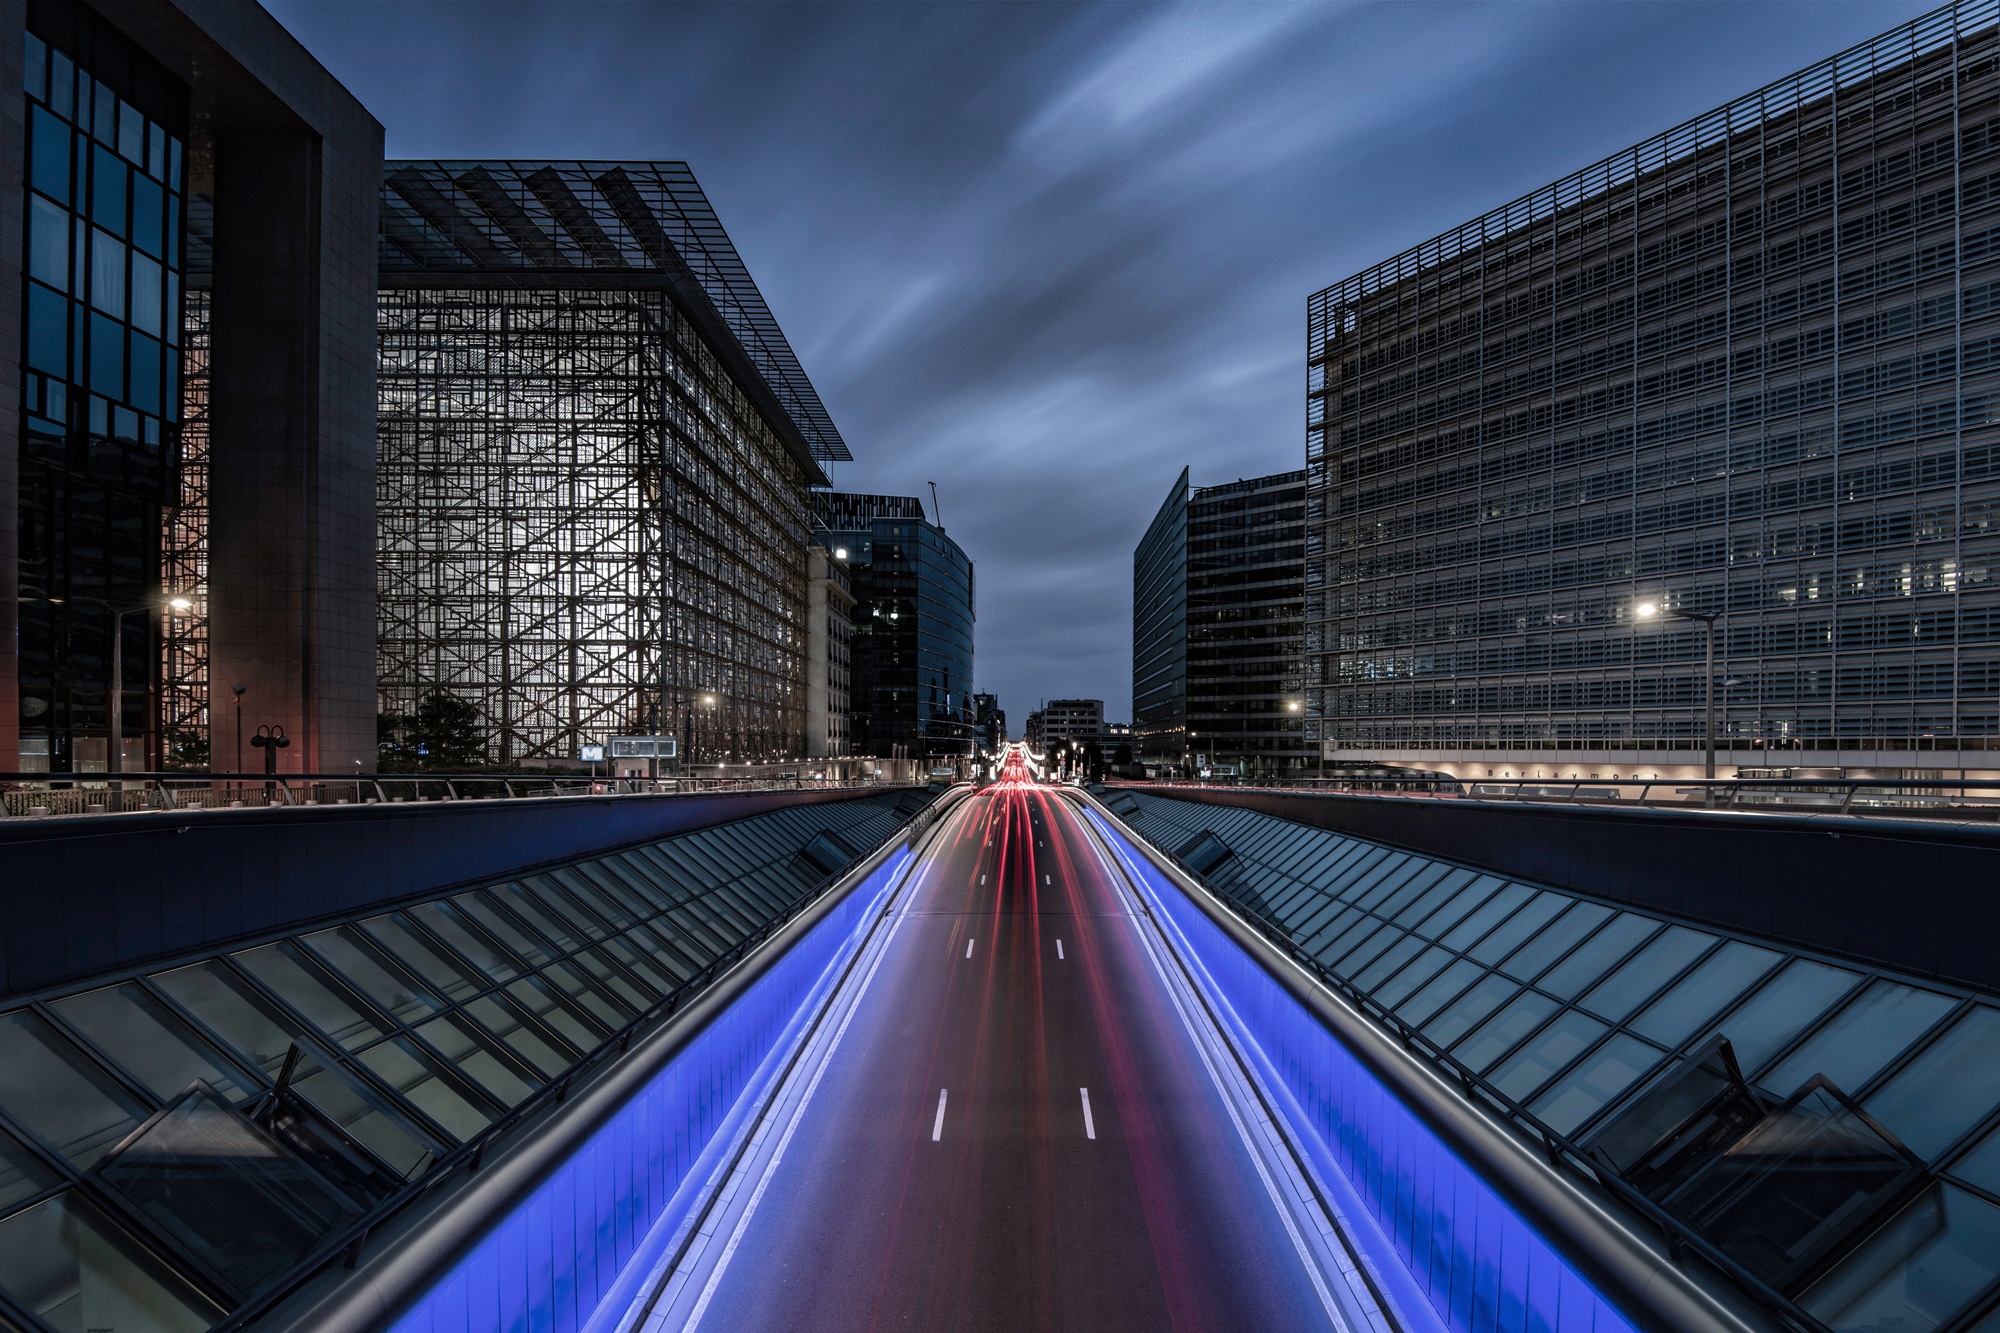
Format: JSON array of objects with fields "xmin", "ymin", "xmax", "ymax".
[{"xmin": 807, "ymin": 543, "xmax": 852, "ymax": 757}]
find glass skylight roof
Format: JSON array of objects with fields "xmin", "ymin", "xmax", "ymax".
[
  {"xmin": 0, "ymin": 793, "xmax": 912, "ymax": 1332},
  {"xmin": 1113, "ymin": 790, "xmax": 2000, "ymax": 1333}
]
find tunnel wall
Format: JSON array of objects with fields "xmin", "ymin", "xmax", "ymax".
[{"xmin": 1084, "ymin": 807, "xmax": 1651, "ymax": 1333}]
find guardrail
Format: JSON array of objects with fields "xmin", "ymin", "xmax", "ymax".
[
  {"xmin": 1139, "ymin": 774, "xmax": 2000, "ymax": 822},
  {"xmin": 0, "ymin": 771, "xmax": 908, "ymax": 818}
]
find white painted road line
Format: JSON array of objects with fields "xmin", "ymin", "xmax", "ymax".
[
  {"xmin": 1045, "ymin": 874, "xmax": 1051, "ymax": 885},
  {"xmin": 981, "ymin": 874, "xmax": 986, "ymax": 884},
  {"xmin": 966, "ymin": 938, "xmax": 975, "ymax": 959},
  {"xmin": 1080, "ymin": 1087, "xmax": 1096, "ymax": 1140},
  {"xmin": 1057, "ymin": 939, "xmax": 1065, "ymax": 960},
  {"xmin": 932, "ymin": 1089, "xmax": 948, "ymax": 1142}
]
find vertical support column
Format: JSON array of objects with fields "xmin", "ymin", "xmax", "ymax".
[{"xmin": 206, "ymin": 126, "xmax": 375, "ymax": 776}]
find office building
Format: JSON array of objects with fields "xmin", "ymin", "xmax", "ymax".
[
  {"xmin": 813, "ymin": 492, "xmax": 974, "ymax": 759},
  {"xmin": 1132, "ymin": 468, "xmax": 1188, "ymax": 764},
  {"xmin": 11, "ymin": 0, "xmax": 381, "ymax": 775},
  {"xmin": 1310, "ymin": 1, "xmax": 2000, "ymax": 781},
  {"xmin": 1135, "ymin": 469, "xmax": 1310, "ymax": 776},
  {"xmin": 1036, "ymin": 697, "xmax": 1104, "ymax": 755},
  {"xmin": 807, "ymin": 544, "xmax": 852, "ymax": 758},
  {"xmin": 973, "ymin": 692, "xmax": 1004, "ymax": 752},
  {"xmin": 358, "ymin": 162, "xmax": 842, "ymax": 768}
]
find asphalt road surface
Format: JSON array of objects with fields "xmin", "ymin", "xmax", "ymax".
[{"xmin": 661, "ymin": 768, "xmax": 1340, "ymax": 1332}]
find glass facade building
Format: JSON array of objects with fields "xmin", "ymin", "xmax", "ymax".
[
  {"xmin": 1113, "ymin": 789, "xmax": 2000, "ymax": 1333},
  {"xmin": 1135, "ymin": 468, "xmax": 1309, "ymax": 774},
  {"xmin": 813, "ymin": 493, "xmax": 975, "ymax": 760},
  {"xmin": 16, "ymin": 12, "xmax": 186, "ymax": 773},
  {"xmin": 1132, "ymin": 468, "xmax": 1188, "ymax": 764},
  {"xmin": 1309, "ymin": 1, "xmax": 2000, "ymax": 780}
]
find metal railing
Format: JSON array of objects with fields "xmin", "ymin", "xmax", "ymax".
[
  {"xmin": 0, "ymin": 771, "xmax": 910, "ymax": 819},
  {"xmin": 1137, "ymin": 774, "xmax": 2000, "ymax": 823}
]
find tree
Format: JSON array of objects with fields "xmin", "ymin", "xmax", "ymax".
[
  {"xmin": 1113, "ymin": 743, "xmax": 1133, "ymax": 768},
  {"xmin": 1080, "ymin": 741, "xmax": 1106, "ymax": 780},
  {"xmin": 378, "ymin": 690, "xmax": 488, "ymax": 771}
]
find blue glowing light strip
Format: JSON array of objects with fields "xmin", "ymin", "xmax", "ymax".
[
  {"xmin": 1085, "ymin": 809, "xmax": 1640, "ymax": 1333},
  {"xmin": 388, "ymin": 847, "xmax": 915, "ymax": 1333}
]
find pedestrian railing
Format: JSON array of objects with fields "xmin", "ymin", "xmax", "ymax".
[{"xmin": 0, "ymin": 771, "xmax": 908, "ymax": 818}]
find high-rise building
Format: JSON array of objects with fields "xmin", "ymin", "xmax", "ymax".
[
  {"xmin": 1310, "ymin": 1, "xmax": 2000, "ymax": 782},
  {"xmin": 813, "ymin": 493, "xmax": 974, "ymax": 759},
  {"xmin": 10, "ymin": 0, "xmax": 381, "ymax": 776},
  {"xmin": 357, "ymin": 162, "xmax": 844, "ymax": 767},
  {"xmin": 807, "ymin": 544, "xmax": 853, "ymax": 758},
  {"xmin": 1135, "ymin": 469, "xmax": 1309, "ymax": 776},
  {"xmin": 972, "ymin": 692, "xmax": 1005, "ymax": 752},
  {"xmin": 1132, "ymin": 468, "xmax": 1188, "ymax": 765}
]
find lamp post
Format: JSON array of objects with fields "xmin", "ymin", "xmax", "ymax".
[
  {"xmin": 1635, "ymin": 600, "xmax": 1722, "ymax": 779},
  {"xmin": 26, "ymin": 593, "xmax": 191, "ymax": 780}
]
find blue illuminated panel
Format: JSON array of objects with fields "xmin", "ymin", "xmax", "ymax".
[
  {"xmin": 389, "ymin": 848, "xmax": 913, "ymax": 1333},
  {"xmin": 1087, "ymin": 810, "xmax": 1638, "ymax": 1333}
]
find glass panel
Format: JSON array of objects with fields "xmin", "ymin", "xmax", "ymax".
[
  {"xmin": 301, "ymin": 927, "xmax": 444, "ymax": 1025},
  {"xmin": 1867, "ymin": 1006, "xmax": 2000, "ymax": 1161},
  {"xmin": 463, "ymin": 995, "xmax": 574, "ymax": 1077},
  {"xmin": 1454, "ymin": 991, "xmax": 1561, "ymax": 1074},
  {"xmin": 1498, "ymin": 900, "xmax": 1611, "ymax": 980},
  {"xmin": 597, "ymin": 936, "xmax": 676, "ymax": 995},
  {"xmin": 1629, "ymin": 941, "xmax": 1783, "ymax": 1048},
  {"xmin": 94, "ymin": 1084, "xmax": 362, "ymax": 1293},
  {"xmin": 572, "ymin": 948, "xmax": 656, "ymax": 1011},
  {"xmin": 0, "ymin": 1010, "xmax": 147, "ymax": 1170},
  {"xmin": 1315, "ymin": 917, "xmax": 1383, "ymax": 969},
  {"xmin": 455, "ymin": 893, "xmax": 556, "ymax": 966},
  {"xmin": 0, "ymin": 1124, "xmax": 58, "ymax": 1212},
  {"xmin": 1397, "ymin": 958, "xmax": 1486, "ymax": 1028},
  {"xmin": 505, "ymin": 976, "xmax": 607, "ymax": 1050},
  {"xmin": 1424, "ymin": 974, "xmax": 1520, "ymax": 1050},
  {"xmin": 409, "ymin": 900, "xmax": 525, "ymax": 982},
  {"xmin": 1668, "ymin": 1082, "xmax": 1921, "ymax": 1289},
  {"xmin": 50, "ymin": 983, "xmax": 257, "ymax": 1105},
  {"xmin": 232, "ymin": 943, "xmax": 384, "ymax": 1051},
  {"xmin": 414, "ymin": 1016, "xmax": 538, "ymax": 1107},
  {"xmin": 1373, "ymin": 946, "xmax": 1453, "ymax": 1009},
  {"xmin": 28, "ymin": 194, "xmax": 67, "ymax": 290},
  {"xmin": 0, "ymin": 1190, "xmax": 217, "ymax": 1332},
  {"xmin": 1803, "ymin": 1185, "xmax": 2000, "ymax": 1333},
  {"xmin": 288, "ymin": 1062, "xmax": 433, "ymax": 1180},
  {"xmin": 1762, "ymin": 981, "xmax": 1957, "ymax": 1098},
  {"xmin": 1579, "ymin": 926, "xmax": 1715, "ymax": 1023},
  {"xmin": 1440, "ymin": 882, "xmax": 1532, "ymax": 952},
  {"xmin": 1531, "ymin": 1033, "xmax": 1665, "ymax": 1135},
  {"xmin": 1536, "ymin": 913, "xmax": 1658, "ymax": 1000},
  {"xmin": 491, "ymin": 883, "xmax": 589, "ymax": 951},
  {"xmin": 555, "ymin": 871, "xmax": 636, "ymax": 929},
  {"xmin": 30, "ymin": 106, "xmax": 69, "ymax": 204},
  {"xmin": 1411, "ymin": 875, "xmax": 1503, "ymax": 939},
  {"xmin": 1391, "ymin": 870, "xmax": 1470, "ymax": 927},
  {"xmin": 623, "ymin": 925, "xmax": 698, "ymax": 983},
  {"xmin": 1354, "ymin": 934, "xmax": 1427, "ymax": 992},
  {"xmin": 151, "ymin": 961, "xmax": 302, "ymax": 1077},
  {"xmin": 1489, "ymin": 1011, "xmax": 1609, "ymax": 1101},
  {"xmin": 515, "ymin": 878, "xmax": 608, "ymax": 942},
  {"xmin": 359, "ymin": 913, "xmax": 481, "ymax": 1001},
  {"xmin": 354, "ymin": 1038, "xmax": 494, "ymax": 1143},
  {"xmin": 1704, "ymin": 958, "xmax": 1863, "ymax": 1077}
]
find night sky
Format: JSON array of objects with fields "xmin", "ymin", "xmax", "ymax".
[{"xmin": 272, "ymin": 0, "xmax": 1930, "ymax": 733}]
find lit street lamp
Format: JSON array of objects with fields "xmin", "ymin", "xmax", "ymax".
[{"xmin": 1635, "ymin": 599, "xmax": 1722, "ymax": 780}]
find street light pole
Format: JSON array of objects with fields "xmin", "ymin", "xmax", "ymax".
[{"xmin": 1635, "ymin": 600, "xmax": 1721, "ymax": 780}]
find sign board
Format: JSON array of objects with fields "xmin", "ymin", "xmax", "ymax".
[
  {"xmin": 609, "ymin": 736, "xmax": 677, "ymax": 759},
  {"xmin": 578, "ymin": 744, "xmax": 606, "ymax": 763}
]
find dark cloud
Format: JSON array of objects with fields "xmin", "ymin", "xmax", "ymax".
[{"xmin": 270, "ymin": 0, "xmax": 1932, "ymax": 726}]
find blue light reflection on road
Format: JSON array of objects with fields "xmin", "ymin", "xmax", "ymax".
[
  {"xmin": 389, "ymin": 847, "xmax": 914, "ymax": 1333},
  {"xmin": 1086, "ymin": 809, "xmax": 1638, "ymax": 1333}
]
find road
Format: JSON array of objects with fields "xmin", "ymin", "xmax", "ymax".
[{"xmin": 646, "ymin": 765, "xmax": 1346, "ymax": 1332}]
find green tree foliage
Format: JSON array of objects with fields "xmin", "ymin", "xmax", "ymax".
[
  {"xmin": 1113, "ymin": 743, "xmax": 1133, "ymax": 767},
  {"xmin": 378, "ymin": 690, "xmax": 488, "ymax": 772}
]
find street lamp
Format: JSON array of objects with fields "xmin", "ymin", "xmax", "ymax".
[
  {"xmin": 1635, "ymin": 599, "xmax": 1722, "ymax": 779},
  {"xmin": 25, "ymin": 592, "xmax": 191, "ymax": 778}
]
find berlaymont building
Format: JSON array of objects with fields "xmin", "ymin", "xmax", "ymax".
[{"xmin": 1309, "ymin": 0, "xmax": 2000, "ymax": 784}]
